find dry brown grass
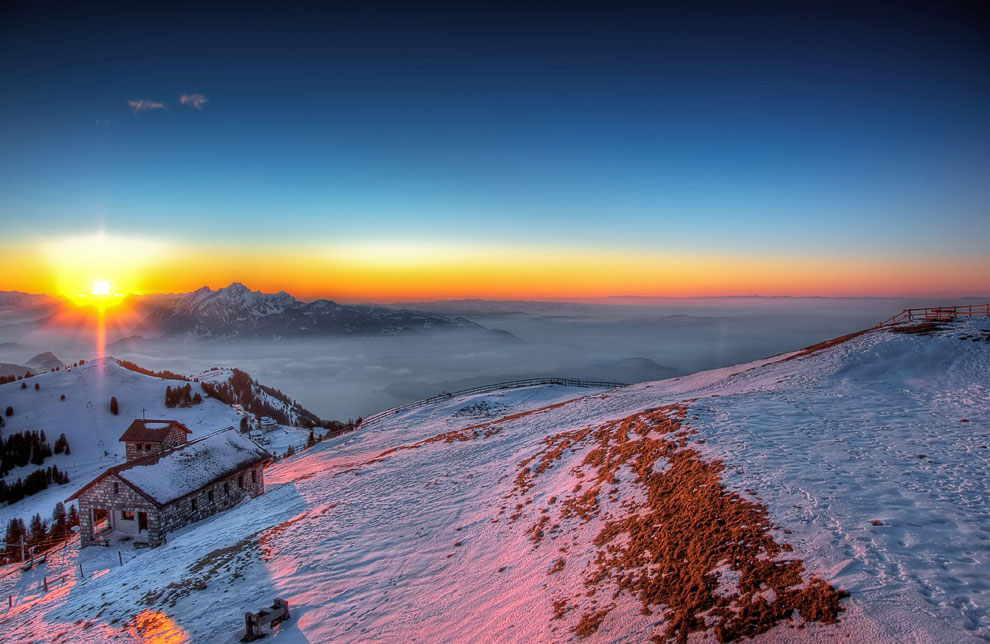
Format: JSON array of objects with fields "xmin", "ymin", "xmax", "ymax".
[
  {"xmin": 342, "ymin": 397, "xmax": 591, "ymax": 475},
  {"xmin": 510, "ymin": 405, "xmax": 846, "ymax": 643},
  {"xmin": 887, "ymin": 322, "xmax": 944, "ymax": 335}
]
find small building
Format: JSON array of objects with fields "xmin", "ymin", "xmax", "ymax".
[
  {"xmin": 68, "ymin": 427, "xmax": 270, "ymax": 548},
  {"xmin": 119, "ymin": 418, "xmax": 192, "ymax": 461},
  {"xmin": 260, "ymin": 416, "xmax": 279, "ymax": 432}
]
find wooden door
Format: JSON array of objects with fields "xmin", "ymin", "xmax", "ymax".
[{"xmin": 138, "ymin": 511, "xmax": 148, "ymax": 532}]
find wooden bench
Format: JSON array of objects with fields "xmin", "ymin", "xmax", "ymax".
[{"xmin": 242, "ymin": 597, "xmax": 290, "ymax": 641}]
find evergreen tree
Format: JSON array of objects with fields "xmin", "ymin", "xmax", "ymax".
[
  {"xmin": 5, "ymin": 518, "xmax": 26, "ymax": 561},
  {"xmin": 7, "ymin": 479, "xmax": 24, "ymax": 504},
  {"xmin": 110, "ymin": 396, "xmax": 119, "ymax": 415},
  {"xmin": 51, "ymin": 502, "xmax": 67, "ymax": 540},
  {"xmin": 28, "ymin": 513, "xmax": 46, "ymax": 546},
  {"xmin": 30, "ymin": 441, "xmax": 45, "ymax": 466},
  {"xmin": 68, "ymin": 504, "xmax": 79, "ymax": 528}
]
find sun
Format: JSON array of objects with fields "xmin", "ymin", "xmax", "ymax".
[{"xmin": 92, "ymin": 280, "xmax": 112, "ymax": 296}]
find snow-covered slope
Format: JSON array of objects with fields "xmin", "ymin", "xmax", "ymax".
[
  {"xmin": 0, "ymin": 359, "xmax": 245, "ymax": 530},
  {"xmin": 0, "ymin": 359, "xmax": 312, "ymax": 537},
  {"xmin": 2, "ymin": 319, "xmax": 988, "ymax": 643},
  {"xmin": 196, "ymin": 367, "xmax": 322, "ymax": 427}
]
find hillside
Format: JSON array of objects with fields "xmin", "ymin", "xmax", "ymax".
[
  {"xmin": 0, "ymin": 359, "xmax": 312, "ymax": 535},
  {"xmin": 1, "ymin": 319, "xmax": 988, "ymax": 642}
]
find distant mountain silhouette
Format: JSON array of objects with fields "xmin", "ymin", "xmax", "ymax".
[{"xmin": 142, "ymin": 282, "xmax": 482, "ymax": 338}]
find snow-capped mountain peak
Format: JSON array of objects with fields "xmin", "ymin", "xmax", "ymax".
[{"xmin": 142, "ymin": 283, "xmax": 480, "ymax": 338}]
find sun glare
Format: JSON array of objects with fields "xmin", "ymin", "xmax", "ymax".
[
  {"xmin": 92, "ymin": 280, "xmax": 112, "ymax": 295},
  {"xmin": 42, "ymin": 232, "xmax": 169, "ymax": 300}
]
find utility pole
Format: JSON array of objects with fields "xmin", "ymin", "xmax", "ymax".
[{"xmin": 20, "ymin": 535, "xmax": 25, "ymax": 563}]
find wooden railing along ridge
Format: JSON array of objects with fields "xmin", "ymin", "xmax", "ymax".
[{"xmin": 874, "ymin": 303, "xmax": 990, "ymax": 328}]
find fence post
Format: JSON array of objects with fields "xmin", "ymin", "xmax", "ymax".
[
  {"xmin": 118, "ymin": 551, "xmax": 123, "ymax": 566},
  {"xmin": 43, "ymin": 576, "xmax": 47, "ymax": 592}
]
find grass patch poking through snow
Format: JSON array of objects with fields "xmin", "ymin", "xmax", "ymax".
[{"xmin": 510, "ymin": 404, "xmax": 847, "ymax": 643}]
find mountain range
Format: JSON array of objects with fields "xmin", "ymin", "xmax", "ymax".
[
  {"xmin": 141, "ymin": 282, "xmax": 481, "ymax": 337},
  {"xmin": 0, "ymin": 283, "xmax": 482, "ymax": 339}
]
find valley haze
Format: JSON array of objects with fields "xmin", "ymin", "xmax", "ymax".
[{"xmin": 1, "ymin": 285, "xmax": 984, "ymax": 419}]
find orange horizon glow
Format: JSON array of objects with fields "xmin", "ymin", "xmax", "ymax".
[{"xmin": 1, "ymin": 236, "xmax": 988, "ymax": 303}]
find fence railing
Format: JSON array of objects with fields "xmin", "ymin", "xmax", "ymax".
[
  {"xmin": 358, "ymin": 378, "xmax": 627, "ymax": 429},
  {"xmin": 874, "ymin": 304, "xmax": 990, "ymax": 328}
]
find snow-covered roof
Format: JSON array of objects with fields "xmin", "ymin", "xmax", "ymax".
[
  {"xmin": 119, "ymin": 418, "xmax": 191, "ymax": 443},
  {"xmin": 69, "ymin": 429, "xmax": 270, "ymax": 506}
]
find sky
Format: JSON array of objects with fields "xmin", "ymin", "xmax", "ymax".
[{"xmin": 1, "ymin": 1, "xmax": 988, "ymax": 301}]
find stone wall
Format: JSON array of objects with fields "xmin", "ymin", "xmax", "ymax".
[
  {"xmin": 77, "ymin": 473, "xmax": 161, "ymax": 547},
  {"xmin": 162, "ymin": 426, "xmax": 189, "ymax": 450},
  {"xmin": 77, "ymin": 462, "xmax": 265, "ymax": 548},
  {"xmin": 125, "ymin": 441, "xmax": 154, "ymax": 461},
  {"xmin": 158, "ymin": 464, "xmax": 266, "ymax": 538},
  {"xmin": 123, "ymin": 427, "xmax": 190, "ymax": 461}
]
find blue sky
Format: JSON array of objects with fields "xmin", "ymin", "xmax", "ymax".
[{"xmin": 1, "ymin": 1, "xmax": 988, "ymax": 297}]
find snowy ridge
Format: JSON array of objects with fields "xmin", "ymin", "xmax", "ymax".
[
  {"xmin": 1, "ymin": 320, "xmax": 988, "ymax": 643},
  {"xmin": 142, "ymin": 282, "xmax": 482, "ymax": 338},
  {"xmin": 195, "ymin": 367, "xmax": 321, "ymax": 427}
]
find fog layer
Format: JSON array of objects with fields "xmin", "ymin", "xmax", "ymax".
[{"xmin": 1, "ymin": 297, "xmax": 981, "ymax": 419}]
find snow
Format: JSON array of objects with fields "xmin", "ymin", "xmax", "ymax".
[
  {"xmin": 140, "ymin": 421, "xmax": 171, "ymax": 430},
  {"xmin": 1, "ymin": 319, "xmax": 988, "ymax": 643},
  {"xmin": 117, "ymin": 429, "xmax": 269, "ymax": 505},
  {"xmin": 0, "ymin": 358, "xmax": 245, "ymax": 531}
]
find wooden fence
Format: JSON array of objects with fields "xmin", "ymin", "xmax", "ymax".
[
  {"xmin": 357, "ymin": 377, "xmax": 627, "ymax": 429},
  {"xmin": 874, "ymin": 304, "xmax": 990, "ymax": 328}
]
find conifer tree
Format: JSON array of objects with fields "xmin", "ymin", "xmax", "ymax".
[
  {"xmin": 5, "ymin": 518, "xmax": 26, "ymax": 561},
  {"xmin": 51, "ymin": 502, "xmax": 67, "ymax": 540},
  {"xmin": 29, "ymin": 513, "xmax": 46, "ymax": 546}
]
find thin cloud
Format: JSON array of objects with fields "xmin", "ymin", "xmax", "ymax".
[
  {"xmin": 180, "ymin": 93, "xmax": 208, "ymax": 110},
  {"xmin": 129, "ymin": 99, "xmax": 166, "ymax": 113}
]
